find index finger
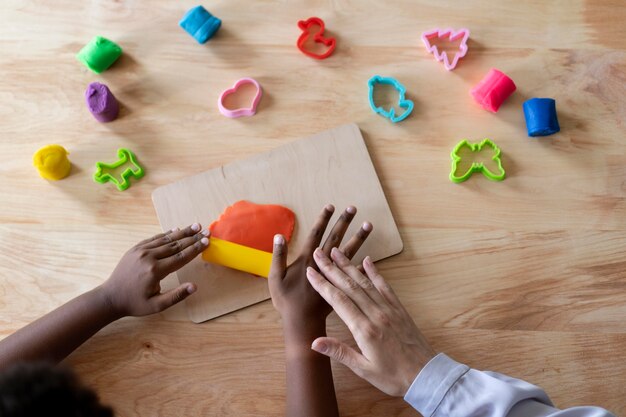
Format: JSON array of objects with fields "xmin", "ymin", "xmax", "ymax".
[{"xmin": 301, "ymin": 204, "xmax": 335, "ymax": 256}]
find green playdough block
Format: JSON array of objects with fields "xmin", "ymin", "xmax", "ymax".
[{"xmin": 76, "ymin": 36, "xmax": 122, "ymax": 73}]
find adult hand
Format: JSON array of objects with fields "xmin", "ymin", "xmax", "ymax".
[
  {"xmin": 268, "ymin": 204, "xmax": 372, "ymax": 326},
  {"xmin": 306, "ymin": 249, "xmax": 436, "ymax": 397},
  {"xmin": 100, "ymin": 223, "xmax": 209, "ymax": 317}
]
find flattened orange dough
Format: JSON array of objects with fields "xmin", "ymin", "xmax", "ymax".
[{"xmin": 209, "ymin": 200, "xmax": 296, "ymax": 253}]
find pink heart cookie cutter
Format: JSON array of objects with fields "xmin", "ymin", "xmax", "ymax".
[
  {"xmin": 421, "ymin": 28, "xmax": 470, "ymax": 71},
  {"xmin": 217, "ymin": 78, "xmax": 263, "ymax": 118}
]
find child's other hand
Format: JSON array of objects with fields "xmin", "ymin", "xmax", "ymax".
[
  {"xmin": 100, "ymin": 224, "xmax": 209, "ymax": 317},
  {"xmin": 268, "ymin": 205, "xmax": 372, "ymax": 327}
]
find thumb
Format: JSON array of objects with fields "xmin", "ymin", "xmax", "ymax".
[
  {"xmin": 151, "ymin": 283, "xmax": 197, "ymax": 312},
  {"xmin": 311, "ymin": 337, "xmax": 367, "ymax": 375},
  {"xmin": 269, "ymin": 234, "xmax": 288, "ymax": 283}
]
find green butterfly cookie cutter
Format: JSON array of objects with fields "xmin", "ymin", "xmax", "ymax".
[
  {"xmin": 449, "ymin": 139, "xmax": 505, "ymax": 183},
  {"xmin": 93, "ymin": 148, "xmax": 145, "ymax": 191}
]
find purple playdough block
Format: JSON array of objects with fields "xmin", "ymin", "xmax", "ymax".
[{"xmin": 85, "ymin": 82, "xmax": 119, "ymax": 122}]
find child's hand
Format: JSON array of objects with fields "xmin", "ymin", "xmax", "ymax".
[
  {"xmin": 100, "ymin": 224, "xmax": 209, "ymax": 317},
  {"xmin": 268, "ymin": 205, "xmax": 372, "ymax": 327},
  {"xmin": 269, "ymin": 205, "xmax": 371, "ymax": 417}
]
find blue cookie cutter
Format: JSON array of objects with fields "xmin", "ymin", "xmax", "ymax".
[
  {"xmin": 523, "ymin": 98, "xmax": 560, "ymax": 137},
  {"xmin": 179, "ymin": 5, "xmax": 222, "ymax": 44},
  {"xmin": 367, "ymin": 75, "xmax": 414, "ymax": 123}
]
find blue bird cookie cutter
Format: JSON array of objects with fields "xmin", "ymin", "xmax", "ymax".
[{"xmin": 367, "ymin": 75, "xmax": 414, "ymax": 123}]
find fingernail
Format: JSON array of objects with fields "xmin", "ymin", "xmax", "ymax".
[
  {"xmin": 187, "ymin": 284, "xmax": 197, "ymax": 294},
  {"xmin": 364, "ymin": 256, "xmax": 372, "ymax": 265},
  {"xmin": 201, "ymin": 237, "xmax": 209, "ymax": 245},
  {"xmin": 314, "ymin": 248, "xmax": 323, "ymax": 257},
  {"xmin": 201, "ymin": 228, "xmax": 210, "ymax": 236},
  {"xmin": 191, "ymin": 223, "xmax": 200, "ymax": 232},
  {"xmin": 362, "ymin": 222, "xmax": 372, "ymax": 232},
  {"xmin": 346, "ymin": 206, "xmax": 356, "ymax": 214},
  {"xmin": 306, "ymin": 266, "xmax": 315, "ymax": 276},
  {"xmin": 274, "ymin": 234, "xmax": 284, "ymax": 245},
  {"xmin": 325, "ymin": 204, "xmax": 335, "ymax": 212},
  {"xmin": 312, "ymin": 341, "xmax": 328, "ymax": 353},
  {"xmin": 170, "ymin": 227, "xmax": 179, "ymax": 233}
]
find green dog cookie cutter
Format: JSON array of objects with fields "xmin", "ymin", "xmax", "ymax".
[
  {"xmin": 93, "ymin": 148, "xmax": 145, "ymax": 191},
  {"xmin": 450, "ymin": 139, "xmax": 505, "ymax": 183}
]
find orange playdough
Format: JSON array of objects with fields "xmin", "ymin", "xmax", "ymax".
[{"xmin": 209, "ymin": 200, "xmax": 296, "ymax": 253}]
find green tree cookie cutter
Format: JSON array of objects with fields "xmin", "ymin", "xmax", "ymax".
[
  {"xmin": 450, "ymin": 139, "xmax": 505, "ymax": 183},
  {"xmin": 93, "ymin": 148, "xmax": 145, "ymax": 191}
]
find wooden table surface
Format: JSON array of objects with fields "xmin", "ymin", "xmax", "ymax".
[{"xmin": 1, "ymin": 1, "xmax": 625, "ymax": 416}]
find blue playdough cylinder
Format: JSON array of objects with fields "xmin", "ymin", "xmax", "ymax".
[
  {"xmin": 523, "ymin": 98, "xmax": 560, "ymax": 137},
  {"xmin": 179, "ymin": 6, "xmax": 222, "ymax": 44}
]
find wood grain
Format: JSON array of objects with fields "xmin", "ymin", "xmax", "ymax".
[
  {"xmin": 0, "ymin": 0, "xmax": 625, "ymax": 415},
  {"xmin": 152, "ymin": 124, "xmax": 403, "ymax": 322}
]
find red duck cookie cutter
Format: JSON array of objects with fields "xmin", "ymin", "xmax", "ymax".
[{"xmin": 296, "ymin": 17, "xmax": 336, "ymax": 59}]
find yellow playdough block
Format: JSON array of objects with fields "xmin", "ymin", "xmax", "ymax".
[
  {"xmin": 33, "ymin": 145, "xmax": 71, "ymax": 180},
  {"xmin": 202, "ymin": 237, "xmax": 272, "ymax": 278}
]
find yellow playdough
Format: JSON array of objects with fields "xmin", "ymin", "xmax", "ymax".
[
  {"xmin": 33, "ymin": 145, "xmax": 71, "ymax": 180},
  {"xmin": 202, "ymin": 237, "xmax": 272, "ymax": 278}
]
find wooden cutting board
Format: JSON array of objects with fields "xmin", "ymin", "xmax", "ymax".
[{"xmin": 152, "ymin": 123, "xmax": 403, "ymax": 322}]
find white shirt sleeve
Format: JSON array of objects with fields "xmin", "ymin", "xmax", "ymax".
[{"xmin": 404, "ymin": 353, "xmax": 615, "ymax": 417}]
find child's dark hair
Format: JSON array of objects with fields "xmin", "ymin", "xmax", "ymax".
[{"xmin": 0, "ymin": 362, "xmax": 113, "ymax": 417}]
